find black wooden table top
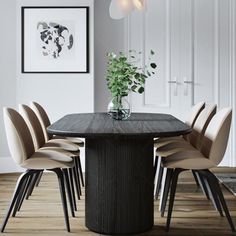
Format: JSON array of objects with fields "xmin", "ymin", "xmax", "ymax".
[{"xmin": 47, "ymin": 113, "xmax": 191, "ymax": 138}]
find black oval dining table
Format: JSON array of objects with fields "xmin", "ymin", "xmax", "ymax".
[{"xmin": 47, "ymin": 113, "xmax": 191, "ymax": 235}]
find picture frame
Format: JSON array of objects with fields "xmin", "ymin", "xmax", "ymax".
[{"xmin": 21, "ymin": 6, "xmax": 89, "ymax": 73}]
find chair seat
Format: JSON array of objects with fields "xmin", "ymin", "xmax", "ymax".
[
  {"xmin": 162, "ymin": 150, "xmax": 215, "ymax": 170},
  {"xmin": 45, "ymin": 139, "xmax": 80, "ymax": 152},
  {"xmin": 156, "ymin": 140, "xmax": 195, "ymax": 157},
  {"xmin": 21, "ymin": 149, "xmax": 74, "ymax": 169},
  {"xmin": 41, "ymin": 145, "xmax": 80, "ymax": 157},
  {"xmin": 154, "ymin": 136, "xmax": 184, "ymax": 148},
  {"xmin": 53, "ymin": 136, "xmax": 84, "ymax": 147}
]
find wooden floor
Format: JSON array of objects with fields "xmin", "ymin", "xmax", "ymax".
[{"xmin": 0, "ymin": 168, "xmax": 235, "ymax": 236}]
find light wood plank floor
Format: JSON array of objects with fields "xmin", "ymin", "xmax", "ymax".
[{"xmin": 0, "ymin": 168, "xmax": 235, "ymax": 236}]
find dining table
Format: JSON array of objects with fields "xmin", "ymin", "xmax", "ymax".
[{"xmin": 47, "ymin": 112, "xmax": 191, "ymax": 235}]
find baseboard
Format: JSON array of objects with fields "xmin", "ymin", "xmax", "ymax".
[{"xmin": 0, "ymin": 157, "xmax": 24, "ymax": 173}]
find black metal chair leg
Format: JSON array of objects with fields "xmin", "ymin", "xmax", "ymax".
[
  {"xmin": 192, "ymin": 170, "xmax": 200, "ymax": 186},
  {"xmin": 75, "ymin": 156, "xmax": 83, "ymax": 191},
  {"xmin": 1, "ymin": 170, "xmax": 33, "ymax": 232},
  {"xmin": 155, "ymin": 163, "xmax": 164, "ymax": 200},
  {"xmin": 17, "ymin": 174, "xmax": 34, "ymax": 213},
  {"xmin": 74, "ymin": 158, "xmax": 82, "ymax": 197},
  {"xmin": 26, "ymin": 172, "xmax": 40, "ymax": 199},
  {"xmin": 153, "ymin": 155, "xmax": 158, "ymax": 178},
  {"xmin": 166, "ymin": 168, "xmax": 183, "ymax": 232},
  {"xmin": 160, "ymin": 169, "xmax": 173, "ymax": 217},
  {"xmin": 69, "ymin": 168, "xmax": 78, "ymax": 209},
  {"xmin": 199, "ymin": 172, "xmax": 224, "ymax": 216},
  {"xmin": 12, "ymin": 176, "xmax": 29, "ymax": 217},
  {"xmin": 195, "ymin": 171, "xmax": 210, "ymax": 200},
  {"xmin": 203, "ymin": 170, "xmax": 235, "ymax": 232},
  {"xmin": 35, "ymin": 170, "xmax": 44, "ymax": 187},
  {"xmin": 154, "ymin": 156, "xmax": 162, "ymax": 200},
  {"xmin": 77, "ymin": 156, "xmax": 84, "ymax": 187},
  {"xmin": 63, "ymin": 169, "xmax": 75, "ymax": 217},
  {"xmin": 50, "ymin": 168, "xmax": 70, "ymax": 232}
]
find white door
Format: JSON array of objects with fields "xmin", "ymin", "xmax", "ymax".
[
  {"xmin": 126, "ymin": 0, "xmax": 235, "ymax": 166},
  {"xmin": 126, "ymin": 0, "xmax": 216, "ymax": 121},
  {"xmin": 127, "ymin": 0, "xmax": 194, "ymax": 121}
]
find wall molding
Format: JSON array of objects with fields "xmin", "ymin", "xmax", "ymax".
[
  {"xmin": 126, "ymin": 0, "xmax": 171, "ymax": 109},
  {"xmin": 230, "ymin": 0, "xmax": 236, "ymax": 167},
  {"xmin": 190, "ymin": 0, "xmax": 195, "ymax": 106},
  {"xmin": 142, "ymin": 0, "xmax": 171, "ymax": 108},
  {"xmin": 214, "ymin": 0, "xmax": 220, "ymax": 106}
]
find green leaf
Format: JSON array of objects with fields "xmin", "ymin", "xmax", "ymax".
[
  {"xmin": 106, "ymin": 49, "xmax": 156, "ymax": 96},
  {"xmin": 138, "ymin": 87, "xmax": 145, "ymax": 94},
  {"xmin": 150, "ymin": 63, "xmax": 157, "ymax": 69},
  {"xmin": 134, "ymin": 73, "xmax": 140, "ymax": 80}
]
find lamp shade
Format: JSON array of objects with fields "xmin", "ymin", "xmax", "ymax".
[
  {"xmin": 132, "ymin": 0, "xmax": 146, "ymax": 10},
  {"xmin": 109, "ymin": 0, "xmax": 134, "ymax": 19}
]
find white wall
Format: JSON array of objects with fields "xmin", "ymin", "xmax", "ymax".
[
  {"xmin": 0, "ymin": 0, "xmax": 94, "ymax": 172},
  {"xmin": 94, "ymin": 0, "xmax": 125, "ymax": 112},
  {"xmin": 0, "ymin": 0, "xmax": 17, "ymax": 156}
]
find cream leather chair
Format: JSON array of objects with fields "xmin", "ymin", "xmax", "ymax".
[
  {"xmin": 30, "ymin": 101, "xmax": 84, "ymax": 146},
  {"xmin": 19, "ymin": 104, "xmax": 81, "ymax": 208},
  {"xmin": 154, "ymin": 104, "xmax": 216, "ymax": 199},
  {"xmin": 2, "ymin": 108, "xmax": 75, "ymax": 232},
  {"xmin": 30, "ymin": 101, "xmax": 84, "ymax": 188},
  {"xmin": 161, "ymin": 108, "xmax": 235, "ymax": 232},
  {"xmin": 153, "ymin": 101, "xmax": 205, "ymax": 183},
  {"xmin": 154, "ymin": 101, "xmax": 205, "ymax": 149}
]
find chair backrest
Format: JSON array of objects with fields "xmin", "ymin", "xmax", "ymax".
[
  {"xmin": 19, "ymin": 104, "xmax": 46, "ymax": 150},
  {"xmin": 3, "ymin": 107, "xmax": 35, "ymax": 165},
  {"xmin": 30, "ymin": 101, "xmax": 52, "ymax": 141},
  {"xmin": 185, "ymin": 101, "xmax": 205, "ymax": 127},
  {"xmin": 188, "ymin": 104, "xmax": 217, "ymax": 149},
  {"xmin": 201, "ymin": 107, "xmax": 232, "ymax": 165}
]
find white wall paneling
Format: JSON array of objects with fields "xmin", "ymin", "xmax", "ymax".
[
  {"xmin": 126, "ymin": 0, "xmax": 236, "ymax": 166},
  {"xmin": 229, "ymin": 0, "xmax": 236, "ymax": 167}
]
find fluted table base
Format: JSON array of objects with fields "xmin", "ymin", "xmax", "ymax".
[{"xmin": 85, "ymin": 137, "xmax": 154, "ymax": 235}]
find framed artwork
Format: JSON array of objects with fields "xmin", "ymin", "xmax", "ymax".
[{"xmin": 21, "ymin": 6, "xmax": 89, "ymax": 73}]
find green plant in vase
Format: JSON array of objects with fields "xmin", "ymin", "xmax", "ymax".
[{"xmin": 106, "ymin": 50, "xmax": 157, "ymax": 120}]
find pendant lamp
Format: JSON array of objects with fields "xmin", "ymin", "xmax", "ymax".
[{"xmin": 109, "ymin": 0, "xmax": 145, "ymax": 20}]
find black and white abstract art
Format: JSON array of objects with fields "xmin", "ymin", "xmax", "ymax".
[
  {"xmin": 37, "ymin": 22, "xmax": 74, "ymax": 59},
  {"xmin": 22, "ymin": 7, "xmax": 89, "ymax": 73}
]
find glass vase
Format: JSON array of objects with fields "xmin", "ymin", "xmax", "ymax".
[{"xmin": 107, "ymin": 96, "xmax": 131, "ymax": 120}]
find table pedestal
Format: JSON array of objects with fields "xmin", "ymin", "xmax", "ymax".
[{"xmin": 85, "ymin": 137, "xmax": 154, "ymax": 235}]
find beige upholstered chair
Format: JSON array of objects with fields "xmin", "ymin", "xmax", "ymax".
[
  {"xmin": 154, "ymin": 101, "xmax": 205, "ymax": 149},
  {"xmin": 157, "ymin": 104, "xmax": 217, "ymax": 156},
  {"xmin": 30, "ymin": 101, "xmax": 84, "ymax": 188},
  {"xmin": 2, "ymin": 108, "xmax": 76, "ymax": 232},
  {"xmin": 185, "ymin": 101, "xmax": 206, "ymax": 127},
  {"xmin": 30, "ymin": 101, "xmax": 84, "ymax": 146},
  {"xmin": 160, "ymin": 108, "xmax": 235, "ymax": 232},
  {"xmin": 153, "ymin": 101, "xmax": 205, "ymax": 187},
  {"xmin": 19, "ymin": 104, "xmax": 80, "ymax": 152},
  {"xmin": 19, "ymin": 104, "xmax": 82, "ymax": 203},
  {"xmin": 154, "ymin": 104, "xmax": 216, "ymax": 199}
]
